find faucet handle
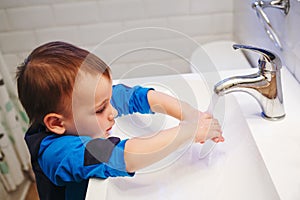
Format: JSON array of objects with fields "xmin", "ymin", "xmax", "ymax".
[{"xmin": 232, "ymin": 44, "xmax": 282, "ymax": 71}]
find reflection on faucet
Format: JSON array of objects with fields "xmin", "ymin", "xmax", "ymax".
[
  {"xmin": 254, "ymin": 0, "xmax": 290, "ymax": 14},
  {"xmin": 252, "ymin": 0, "xmax": 290, "ymax": 50},
  {"xmin": 214, "ymin": 44, "xmax": 285, "ymax": 121}
]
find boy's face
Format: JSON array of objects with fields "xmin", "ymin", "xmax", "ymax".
[{"xmin": 64, "ymin": 72, "xmax": 117, "ymax": 139}]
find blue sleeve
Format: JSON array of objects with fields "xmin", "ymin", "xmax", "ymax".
[
  {"xmin": 38, "ymin": 135, "xmax": 134, "ymax": 186},
  {"xmin": 111, "ymin": 84, "xmax": 154, "ymax": 117}
]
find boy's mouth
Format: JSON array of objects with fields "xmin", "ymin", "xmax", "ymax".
[
  {"xmin": 105, "ymin": 121, "xmax": 115, "ymax": 136},
  {"xmin": 105, "ymin": 126, "xmax": 113, "ymax": 138}
]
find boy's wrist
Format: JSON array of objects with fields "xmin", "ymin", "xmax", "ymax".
[{"xmin": 180, "ymin": 102, "xmax": 199, "ymax": 122}]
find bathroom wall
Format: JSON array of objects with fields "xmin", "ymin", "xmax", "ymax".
[
  {"xmin": 234, "ymin": 0, "xmax": 300, "ymax": 83},
  {"xmin": 0, "ymin": 0, "xmax": 234, "ymax": 79}
]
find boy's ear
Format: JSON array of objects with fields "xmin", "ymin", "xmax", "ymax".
[{"xmin": 43, "ymin": 113, "xmax": 66, "ymax": 135}]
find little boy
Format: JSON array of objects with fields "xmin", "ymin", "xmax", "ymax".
[{"xmin": 16, "ymin": 41, "xmax": 223, "ymax": 200}]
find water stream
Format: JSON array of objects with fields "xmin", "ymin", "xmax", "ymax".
[{"xmin": 198, "ymin": 93, "xmax": 220, "ymax": 159}]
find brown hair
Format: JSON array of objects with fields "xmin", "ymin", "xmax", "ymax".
[{"xmin": 16, "ymin": 41, "xmax": 111, "ymax": 125}]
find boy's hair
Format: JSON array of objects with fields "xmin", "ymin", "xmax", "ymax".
[{"xmin": 16, "ymin": 41, "xmax": 111, "ymax": 125}]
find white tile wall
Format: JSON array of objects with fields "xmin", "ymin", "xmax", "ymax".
[
  {"xmin": 0, "ymin": 9, "xmax": 10, "ymax": 31},
  {"xmin": 0, "ymin": 31, "xmax": 37, "ymax": 53},
  {"xmin": 213, "ymin": 13, "xmax": 233, "ymax": 34},
  {"xmin": 6, "ymin": 5, "xmax": 55, "ymax": 30},
  {"xmin": 124, "ymin": 18, "xmax": 168, "ymax": 29},
  {"xmin": 167, "ymin": 15, "xmax": 214, "ymax": 36},
  {"xmin": 53, "ymin": 2, "xmax": 99, "ymax": 25},
  {"xmin": 2, "ymin": 54, "xmax": 19, "ymax": 78},
  {"xmin": 0, "ymin": 0, "xmax": 234, "ymax": 79},
  {"xmin": 234, "ymin": 0, "xmax": 300, "ymax": 83},
  {"xmin": 190, "ymin": 0, "xmax": 233, "ymax": 14},
  {"xmin": 0, "ymin": 0, "xmax": 54, "ymax": 9},
  {"xmin": 36, "ymin": 26, "xmax": 81, "ymax": 44},
  {"xmin": 79, "ymin": 22, "xmax": 124, "ymax": 45},
  {"xmin": 143, "ymin": 0, "xmax": 189, "ymax": 17},
  {"xmin": 98, "ymin": 0, "xmax": 146, "ymax": 22}
]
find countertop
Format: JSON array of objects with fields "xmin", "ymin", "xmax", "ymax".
[
  {"xmin": 220, "ymin": 67, "xmax": 300, "ymax": 200},
  {"xmin": 202, "ymin": 41, "xmax": 300, "ymax": 200},
  {"xmin": 85, "ymin": 67, "xmax": 300, "ymax": 200},
  {"xmin": 86, "ymin": 39, "xmax": 300, "ymax": 199}
]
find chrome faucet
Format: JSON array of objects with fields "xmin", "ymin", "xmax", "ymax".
[
  {"xmin": 252, "ymin": 0, "xmax": 290, "ymax": 50},
  {"xmin": 252, "ymin": 0, "xmax": 290, "ymax": 15},
  {"xmin": 253, "ymin": 0, "xmax": 290, "ymax": 14},
  {"xmin": 214, "ymin": 44, "xmax": 285, "ymax": 120}
]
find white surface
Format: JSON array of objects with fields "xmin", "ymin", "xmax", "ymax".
[
  {"xmin": 219, "ymin": 67, "xmax": 300, "ymax": 200},
  {"xmin": 201, "ymin": 40, "xmax": 300, "ymax": 199},
  {"xmin": 202, "ymin": 40, "xmax": 300, "ymax": 200},
  {"xmin": 190, "ymin": 40, "xmax": 250, "ymax": 73},
  {"xmin": 86, "ymin": 74, "xmax": 279, "ymax": 200},
  {"xmin": 202, "ymin": 40, "xmax": 251, "ymax": 70},
  {"xmin": 85, "ymin": 179, "xmax": 109, "ymax": 200}
]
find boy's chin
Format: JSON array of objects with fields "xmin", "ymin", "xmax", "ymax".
[
  {"xmin": 89, "ymin": 131, "xmax": 110, "ymax": 139},
  {"xmin": 104, "ymin": 130, "xmax": 112, "ymax": 138}
]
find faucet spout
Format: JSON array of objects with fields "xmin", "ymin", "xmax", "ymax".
[
  {"xmin": 215, "ymin": 72, "xmax": 266, "ymax": 97},
  {"xmin": 214, "ymin": 44, "xmax": 286, "ymax": 120},
  {"xmin": 215, "ymin": 72, "xmax": 285, "ymax": 120}
]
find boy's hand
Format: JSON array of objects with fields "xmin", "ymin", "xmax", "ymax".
[
  {"xmin": 191, "ymin": 111, "xmax": 224, "ymax": 144},
  {"xmin": 179, "ymin": 103, "xmax": 223, "ymax": 144},
  {"xmin": 147, "ymin": 91, "xmax": 224, "ymax": 144}
]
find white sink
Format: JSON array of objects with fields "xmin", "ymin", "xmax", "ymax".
[{"xmin": 87, "ymin": 76, "xmax": 280, "ymax": 200}]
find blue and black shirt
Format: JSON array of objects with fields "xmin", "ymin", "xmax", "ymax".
[{"xmin": 25, "ymin": 84, "xmax": 153, "ymax": 200}]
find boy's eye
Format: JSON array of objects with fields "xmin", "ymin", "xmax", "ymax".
[{"xmin": 96, "ymin": 106, "xmax": 106, "ymax": 114}]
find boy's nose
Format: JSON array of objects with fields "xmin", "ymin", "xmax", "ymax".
[{"xmin": 108, "ymin": 107, "xmax": 118, "ymax": 121}]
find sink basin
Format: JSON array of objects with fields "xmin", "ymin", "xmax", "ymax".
[{"xmin": 87, "ymin": 75, "xmax": 280, "ymax": 200}]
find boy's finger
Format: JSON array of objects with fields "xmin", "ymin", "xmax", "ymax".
[
  {"xmin": 212, "ymin": 137, "xmax": 219, "ymax": 143},
  {"xmin": 211, "ymin": 135, "xmax": 225, "ymax": 143}
]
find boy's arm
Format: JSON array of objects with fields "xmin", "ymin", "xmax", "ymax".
[
  {"xmin": 147, "ymin": 90, "xmax": 185, "ymax": 120},
  {"xmin": 124, "ymin": 90, "xmax": 223, "ymax": 172},
  {"xmin": 147, "ymin": 90, "xmax": 224, "ymax": 143},
  {"xmin": 111, "ymin": 84, "xmax": 153, "ymax": 116}
]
